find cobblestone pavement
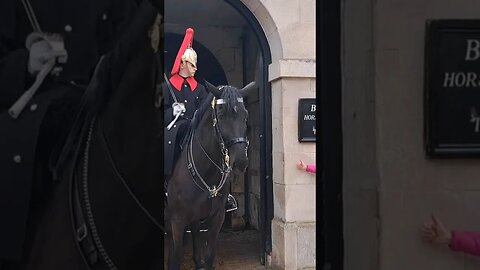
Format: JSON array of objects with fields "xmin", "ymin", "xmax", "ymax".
[{"xmin": 165, "ymin": 229, "xmax": 266, "ymax": 269}]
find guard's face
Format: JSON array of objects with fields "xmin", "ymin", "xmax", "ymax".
[{"xmin": 180, "ymin": 60, "xmax": 197, "ymax": 77}]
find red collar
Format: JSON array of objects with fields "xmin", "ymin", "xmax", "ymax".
[{"xmin": 169, "ymin": 74, "xmax": 198, "ymax": 91}]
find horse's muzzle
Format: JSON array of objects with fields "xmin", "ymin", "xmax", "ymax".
[
  {"xmin": 230, "ymin": 145, "xmax": 248, "ymax": 173},
  {"xmin": 233, "ymin": 158, "xmax": 248, "ymax": 173}
]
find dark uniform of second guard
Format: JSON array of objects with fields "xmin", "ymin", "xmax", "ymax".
[{"xmin": 0, "ymin": 0, "xmax": 138, "ymax": 263}]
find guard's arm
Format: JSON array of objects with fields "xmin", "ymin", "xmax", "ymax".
[{"xmin": 163, "ymin": 83, "xmax": 174, "ymax": 126}]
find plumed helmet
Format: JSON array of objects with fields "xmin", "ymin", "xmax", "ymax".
[{"xmin": 171, "ymin": 28, "xmax": 197, "ymax": 75}]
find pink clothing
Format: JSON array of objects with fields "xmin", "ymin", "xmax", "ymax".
[
  {"xmin": 450, "ymin": 231, "xmax": 480, "ymax": 256},
  {"xmin": 306, "ymin": 165, "xmax": 316, "ymax": 173}
]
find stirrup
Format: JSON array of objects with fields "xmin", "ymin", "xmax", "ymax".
[{"xmin": 226, "ymin": 194, "xmax": 238, "ymax": 212}]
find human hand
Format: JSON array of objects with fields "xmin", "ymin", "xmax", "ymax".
[
  {"xmin": 27, "ymin": 40, "xmax": 54, "ymax": 75},
  {"xmin": 172, "ymin": 102, "xmax": 185, "ymax": 117},
  {"xmin": 297, "ymin": 160, "xmax": 307, "ymax": 171},
  {"xmin": 422, "ymin": 214, "xmax": 452, "ymax": 245}
]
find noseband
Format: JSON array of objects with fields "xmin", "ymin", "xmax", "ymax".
[{"xmin": 186, "ymin": 95, "xmax": 249, "ymax": 198}]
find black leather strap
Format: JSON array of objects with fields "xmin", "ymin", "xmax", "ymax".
[
  {"xmin": 225, "ymin": 137, "xmax": 248, "ymax": 148},
  {"xmin": 68, "ymin": 120, "xmax": 99, "ymax": 269},
  {"xmin": 72, "ymin": 173, "xmax": 98, "ymax": 267},
  {"xmin": 50, "ymin": 56, "xmax": 108, "ymax": 181},
  {"xmin": 163, "ymin": 73, "xmax": 179, "ymax": 104}
]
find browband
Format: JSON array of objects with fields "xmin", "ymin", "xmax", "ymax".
[{"xmin": 215, "ymin": 98, "xmax": 243, "ymax": 105}]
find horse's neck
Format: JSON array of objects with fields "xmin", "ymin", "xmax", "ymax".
[
  {"xmin": 192, "ymin": 109, "xmax": 225, "ymax": 177},
  {"xmin": 99, "ymin": 40, "xmax": 160, "ymax": 182},
  {"xmin": 103, "ymin": 42, "xmax": 155, "ymax": 139}
]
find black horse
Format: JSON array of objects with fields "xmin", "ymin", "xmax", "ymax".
[
  {"xmin": 165, "ymin": 80, "xmax": 256, "ymax": 270},
  {"xmin": 14, "ymin": 4, "xmax": 164, "ymax": 270}
]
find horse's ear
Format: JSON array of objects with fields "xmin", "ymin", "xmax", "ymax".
[
  {"xmin": 204, "ymin": 80, "xmax": 222, "ymax": 98},
  {"xmin": 239, "ymin": 81, "xmax": 257, "ymax": 98}
]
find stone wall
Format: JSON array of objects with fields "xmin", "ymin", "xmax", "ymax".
[
  {"xmin": 342, "ymin": 0, "xmax": 380, "ymax": 269},
  {"xmin": 260, "ymin": 0, "xmax": 317, "ymax": 267},
  {"xmin": 343, "ymin": 0, "xmax": 480, "ymax": 269}
]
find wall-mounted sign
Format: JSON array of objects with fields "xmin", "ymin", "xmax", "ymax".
[
  {"xmin": 425, "ymin": 20, "xmax": 480, "ymax": 157},
  {"xmin": 298, "ymin": 98, "xmax": 316, "ymax": 142}
]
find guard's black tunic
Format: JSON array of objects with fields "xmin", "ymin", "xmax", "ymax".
[
  {"xmin": 0, "ymin": 0, "xmax": 137, "ymax": 261},
  {"xmin": 163, "ymin": 75, "xmax": 207, "ymax": 176}
]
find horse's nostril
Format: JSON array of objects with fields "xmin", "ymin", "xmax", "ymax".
[{"xmin": 233, "ymin": 158, "xmax": 248, "ymax": 172}]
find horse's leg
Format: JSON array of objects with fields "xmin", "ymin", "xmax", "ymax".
[
  {"xmin": 191, "ymin": 221, "xmax": 206, "ymax": 269},
  {"xmin": 204, "ymin": 209, "xmax": 226, "ymax": 269},
  {"xmin": 167, "ymin": 216, "xmax": 187, "ymax": 270}
]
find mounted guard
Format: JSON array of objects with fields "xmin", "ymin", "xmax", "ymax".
[{"xmin": 162, "ymin": 27, "xmax": 238, "ymax": 212}]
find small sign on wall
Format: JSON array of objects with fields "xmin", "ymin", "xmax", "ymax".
[
  {"xmin": 425, "ymin": 20, "xmax": 480, "ymax": 157},
  {"xmin": 298, "ymin": 98, "xmax": 316, "ymax": 142}
]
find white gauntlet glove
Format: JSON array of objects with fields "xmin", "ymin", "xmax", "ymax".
[
  {"xmin": 26, "ymin": 32, "xmax": 68, "ymax": 76},
  {"xmin": 27, "ymin": 39, "xmax": 53, "ymax": 75},
  {"xmin": 9, "ymin": 33, "xmax": 68, "ymax": 119},
  {"xmin": 167, "ymin": 102, "xmax": 186, "ymax": 130},
  {"xmin": 172, "ymin": 102, "xmax": 185, "ymax": 117}
]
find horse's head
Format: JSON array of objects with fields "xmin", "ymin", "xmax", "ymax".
[{"xmin": 204, "ymin": 80, "xmax": 257, "ymax": 174}]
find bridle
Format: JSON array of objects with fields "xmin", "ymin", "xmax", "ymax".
[
  {"xmin": 186, "ymin": 94, "xmax": 249, "ymax": 198},
  {"xmin": 212, "ymin": 96, "xmax": 250, "ymax": 163}
]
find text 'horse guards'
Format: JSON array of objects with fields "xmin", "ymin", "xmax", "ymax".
[
  {"xmin": 165, "ymin": 80, "xmax": 257, "ymax": 270},
  {"xmin": 7, "ymin": 2, "xmax": 165, "ymax": 270}
]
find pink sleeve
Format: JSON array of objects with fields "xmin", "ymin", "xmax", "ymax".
[
  {"xmin": 449, "ymin": 231, "xmax": 480, "ymax": 257},
  {"xmin": 306, "ymin": 165, "xmax": 316, "ymax": 173}
]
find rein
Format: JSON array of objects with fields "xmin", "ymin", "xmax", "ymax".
[
  {"xmin": 81, "ymin": 118, "xmax": 117, "ymax": 270},
  {"xmin": 79, "ymin": 116, "xmax": 164, "ymax": 270},
  {"xmin": 186, "ymin": 96, "xmax": 249, "ymax": 198},
  {"xmin": 97, "ymin": 119, "xmax": 165, "ymax": 233}
]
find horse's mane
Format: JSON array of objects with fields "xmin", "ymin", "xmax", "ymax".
[
  {"xmin": 96, "ymin": 1, "xmax": 159, "ymax": 113},
  {"xmin": 190, "ymin": 92, "xmax": 214, "ymax": 131},
  {"xmin": 189, "ymin": 85, "xmax": 245, "ymax": 131},
  {"xmin": 216, "ymin": 85, "xmax": 244, "ymax": 116}
]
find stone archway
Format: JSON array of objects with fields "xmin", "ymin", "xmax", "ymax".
[{"xmin": 239, "ymin": 1, "xmax": 317, "ymax": 269}]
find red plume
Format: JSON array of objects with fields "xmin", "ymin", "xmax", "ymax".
[{"xmin": 171, "ymin": 28, "xmax": 194, "ymax": 75}]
